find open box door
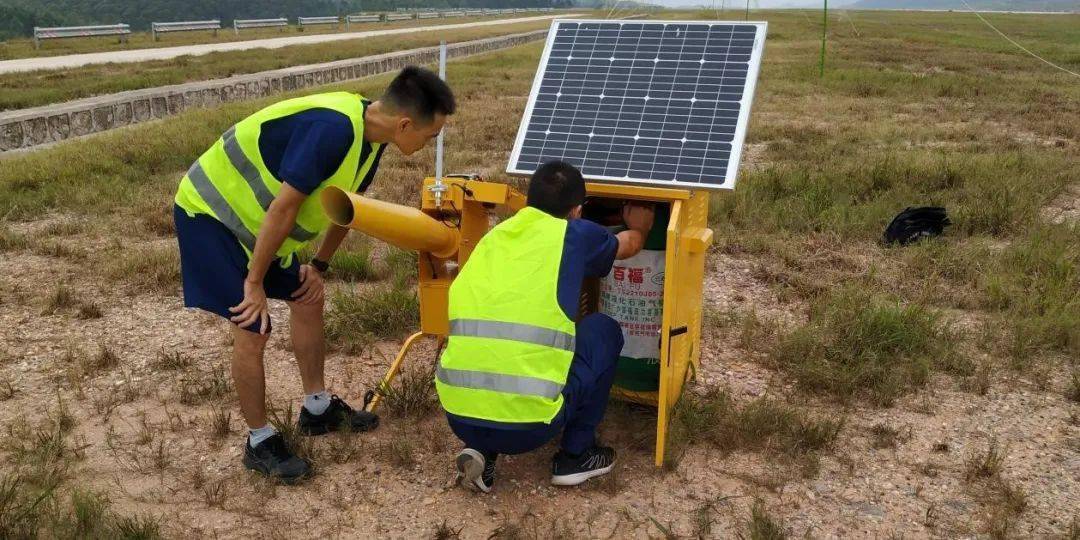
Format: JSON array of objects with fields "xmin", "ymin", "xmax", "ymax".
[{"xmin": 655, "ymin": 191, "xmax": 712, "ymax": 467}]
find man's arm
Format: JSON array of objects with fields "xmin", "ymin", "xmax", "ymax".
[
  {"xmin": 314, "ymin": 224, "xmax": 349, "ymax": 263},
  {"xmin": 229, "ymin": 184, "xmax": 307, "ymax": 333},
  {"xmin": 615, "ymin": 203, "xmax": 655, "ymax": 260}
]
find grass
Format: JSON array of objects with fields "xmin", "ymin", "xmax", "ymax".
[
  {"xmin": 0, "ymin": 18, "xmax": 560, "ymax": 111},
  {"xmin": 154, "ymin": 348, "xmax": 192, "ymax": 371},
  {"xmin": 42, "ymin": 284, "xmax": 78, "ymax": 315},
  {"xmin": 668, "ymin": 387, "xmax": 842, "ymax": 469},
  {"xmin": 868, "ymin": 423, "xmax": 912, "ymax": 449},
  {"xmin": 964, "ymin": 439, "xmax": 1006, "ymax": 482},
  {"xmin": 962, "ymin": 439, "xmax": 1029, "ymax": 538},
  {"xmin": 104, "ymin": 245, "xmax": 181, "ymax": 295},
  {"xmin": 329, "ymin": 239, "xmax": 380, "ymax": 282},
  {"xmin": 1067, "ymin": 369, "xmax": 1080, "ymax": 403},
  {"xmin": 376, "ymin": 361, "xmax": 438, "ymax": 419},
  {"xmin": 177, "ymin": 365, "xmax": 232, "ymax": 406},
  {"xmin": 745, "ymin": 499, "xmax": 786, "ymax": 540},
  {"xmin": 325, "ymin": 282, "xmax": 419, "ymax": 351},
  {"xmin": 0, "ymin": 225, "xmax": 28, "ymax": 251},
  {"xmin": 0, "ymin": 399, "xmax": 160, "ymax": 539},
  {"xmin": 764, "ymin": 287, "xmax": 965, "ymax": 406}
]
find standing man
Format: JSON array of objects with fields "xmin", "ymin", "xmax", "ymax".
[
  {"xmin": 174, "ymin": 66, "xmax": 456, "ymax": 484},
  {"xmin": 437, "ymin": 161, "xmax": 655, "ymax": 491}
]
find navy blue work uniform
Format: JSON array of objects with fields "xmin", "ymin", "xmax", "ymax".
[
  {"xmin": 446, "ymin": 219, "xmax": 624, "ymax": 456},
  {"xmin": 174, "ymin": 106, "xmax": 385, "ymax": 333}
]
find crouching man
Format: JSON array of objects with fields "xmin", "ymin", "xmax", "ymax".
[
  {"xmin": 174, "ymin": 67, "xmax": 455, "ymax": 483},
  {"xmin": 436, "ymin": 161, "xmax": 654, "ymax": 491}
]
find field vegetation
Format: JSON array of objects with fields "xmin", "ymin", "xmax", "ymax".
[{"xmin": 0, "ymin": 8, "xmax": 1077, "ymax": 538}]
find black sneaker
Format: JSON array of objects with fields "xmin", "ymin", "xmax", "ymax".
[
  {"xmin": 297, "ymin": 394, "xmax": 379, "ymax": 436},
  {"xmin": 242, "ymin": 433, "xmax": 312, "ymax": 485},
  {"xmin": 455, "ymin": 448, "xmax": 496, "ymax": 493},
  {"xmin": 551, "ymin": 445, "xmax": 616, "ymax": 486}
]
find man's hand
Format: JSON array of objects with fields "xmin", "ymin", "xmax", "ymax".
[
  {"xmin": 614, "ymin": 202, "xmax": 656, "ymax": 260},
  {"xmin": 230, "ymin": 280, "xmax": 270, "ymax": 334},
  {"xmin": 291, "ymin": 264, "xmax": 326, "ymax": 306},
  {"xmin": 623, "ymin": 202, "xmax": 655, "ymax": 234}
]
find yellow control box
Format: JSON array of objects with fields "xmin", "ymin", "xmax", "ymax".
[{"xmin": 322, "ymin": 176, "xmax": 711, "ymax": 467}]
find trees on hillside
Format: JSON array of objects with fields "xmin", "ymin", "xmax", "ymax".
[{"xmin": 0, "ymin": 0, "xmax": 565, "ymax": 39}]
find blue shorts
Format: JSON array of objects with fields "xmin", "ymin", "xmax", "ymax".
[{"xmin": 174, "ymin": 204, "xmax": 302, "ymax": 334}]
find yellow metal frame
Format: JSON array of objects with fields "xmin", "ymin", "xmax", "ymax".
[{"xmin": 325, "ymin": 177, "xmax": 713, "ymax": 467}]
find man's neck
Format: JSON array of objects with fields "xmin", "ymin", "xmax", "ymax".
[{"xmin": 363, "ymin": 100, "xmax": 395, "ymax": 144}]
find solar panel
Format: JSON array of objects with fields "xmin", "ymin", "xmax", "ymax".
[{"xmin": 508, "ymin": 19, "xmax": 767, "ymax": 191}]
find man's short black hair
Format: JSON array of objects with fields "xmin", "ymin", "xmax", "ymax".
[
  {"xmin": 383, "ymin": 66, "xmax": 456, "ymax": 124},
  {"xmin": 527, "ymin": 161, "xmax": 586, "ymax": 218}
]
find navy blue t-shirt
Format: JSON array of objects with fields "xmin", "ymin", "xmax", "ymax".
[
  {"xmin": 258, "ymin": 103, "xmax": 385, "ymax": 195},
  {"xmin": 556, "ymin": 219, "xmax": 619, "ymax": 319}
]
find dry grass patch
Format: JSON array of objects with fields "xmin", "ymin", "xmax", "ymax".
[
  {"xmin": 0, "ymin": 226, "xmax": 29, "ymax": 252},
  {"xmin": 104, "ymin": 245, "xmax": 181, "ymax": 295},
  {"xmin": 766, "ymin": 287, "xmax": 966, "ymax": 406},
  {"xmin": 745, "ymin": 499, "xmax": 787, "ymax": 540},
  {"xmin": 153, "ymin": 348, "xmax": 192, "ymax": 371},
  {"xmin": 963, "ymin": 439, "xmax": 1028, "ymax": 538},
  {"xmin": 326, "ymin": 283, "xmax": 419, "ymax": 352},
  {"xmin": 667, "ymin": 387, "xmax": 841, "ymax": 471},
  {"xmin": 376, "ymin": 361, "xmax": 438, "ymax": 420},
  {"xmin": 177, "ymin": 365, "xmax": 231, "ymax": 406},
  {"xmin": 869, "ymin": 423, "xmax": 912, "ymax": 450}
]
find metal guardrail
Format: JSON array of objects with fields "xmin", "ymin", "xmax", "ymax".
[
  {"xmin": 298, "ymin": 16, "xmax": 340, "ymax": 29},
  {"xmin": 441, "ymin": 11, "xmax": 466, "ymax": 17},
  {"xmin": 383, "ymin": 13, "xmax": 415, "ymax": 22},
  {"xmin": 417, "ymin": 12, "xmax": 441, "ymax": 19},
  {"xmin": 464, "ymin": 10, "xmax": 483, "ymax": 16},
  {"xmin": 233, "ymin": 18, "xmax": 289, "ymax": 35},
  {"xmin": 345, "ymin": 14, "xmax": 381, "ymax": 29},
  {"xmin": 33, "ymin": 24, "xmax": 131, "ymax": 49},
  {"xmin": 151, "ymin": 20, "xmax": 220, "ymax": 41}
]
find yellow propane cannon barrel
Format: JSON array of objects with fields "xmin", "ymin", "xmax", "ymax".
[{"xmin": 321, "ymin": 186, "xmax": 460, "ymax": 259}]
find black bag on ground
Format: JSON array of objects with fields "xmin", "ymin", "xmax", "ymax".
[{"xmin": 883, "ymin": 206, "xmax": 950, "ymax": 245}]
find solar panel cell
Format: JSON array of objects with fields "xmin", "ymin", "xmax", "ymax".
[{"xmin": 508, "ymin": 19, "xmax": 766, "ymax": 190}]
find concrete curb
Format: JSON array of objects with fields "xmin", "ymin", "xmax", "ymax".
[{"xmin": 0, "ymin": 29, "xmax": 547, "ymax": 153}]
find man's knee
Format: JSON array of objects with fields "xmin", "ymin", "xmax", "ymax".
[
  {"xmin": 232, "ymin": 325, "xmax": 270, "ymax": 356},
  {"xmin": 577, "ymin": 313, "xmax": 623, "ymax": 373},
  {"xmin": 580, "ymin": 312, "xmax": 624, "ymax": 350},
  {"xmin": 287, "ymin": 298, "xmax": 325, "ymax": 318}
]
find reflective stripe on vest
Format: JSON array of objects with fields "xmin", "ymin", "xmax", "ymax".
[
  {"xmin": 436, "ymin": 366, "xmax": 563, "ymax": 400},
  {"xmin": 186, "ymin": 161, "xmax": 256, "ymax": 250},
  {"xmin": 449, "ymin": 319, "xmax": 575, "ymax": 352},
  {"xmin": 221, "ymin": 126, "xmax": 318, "ymax": 244}
]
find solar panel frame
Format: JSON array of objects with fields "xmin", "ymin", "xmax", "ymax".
[{"xmin": 507, "ymin": 19, "xmax": 767, "ymax": 191}]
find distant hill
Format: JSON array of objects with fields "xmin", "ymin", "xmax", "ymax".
[
  {"xmin": 849, "ymin": 0, "xmax": 1079, "ymax": 11},
  {"xmin": 0, "ymin": 0, "xmax": 571, "ymax": 40}
]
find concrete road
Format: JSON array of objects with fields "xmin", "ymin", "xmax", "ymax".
[{"xmin": 0, "ymin": 14, "xmax": 576, "ymax": 75}]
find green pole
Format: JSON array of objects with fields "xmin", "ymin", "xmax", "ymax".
[
  {"xmin": 819, "ymin": 0, "xmax": 828, "ymax": 77},
  {"xmin": 745, "ymin": 0, "xmax": 750, "ymax": 20}
]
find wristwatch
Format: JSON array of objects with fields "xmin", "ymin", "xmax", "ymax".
[{"xmin": 310, "ymin": 258, "xmax": 330, "ymax": 273}]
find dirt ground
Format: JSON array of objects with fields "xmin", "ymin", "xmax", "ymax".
[{"xmin": 1, "ymin": 220, "xmax": 1076, "ymax": 539}]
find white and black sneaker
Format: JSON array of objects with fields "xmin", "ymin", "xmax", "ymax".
[
  {"xmin": 455, "ymin": 448, "xmax": 496, "ymax": 493},
  {"xmin": 551, "ymin": 445, "xmax": 616, "ymax": 486}
]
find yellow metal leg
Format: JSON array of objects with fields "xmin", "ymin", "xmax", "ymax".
[{"xmin": 367, "ymin": 331, "xmax": 426, "ymax": 412}]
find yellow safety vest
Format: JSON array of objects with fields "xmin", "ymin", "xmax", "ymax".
[
  {"xmin": 436, "ymin": 207, "xmax": 576, "ymax": 424},
  {"xmin": 174, "ymin": 92, "xmax": 382, "ymax": 260}
]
